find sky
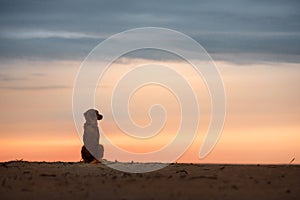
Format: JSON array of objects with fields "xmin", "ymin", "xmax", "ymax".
[{"xmin": 0, "ymin": 0, "xmax": 299, "ymax": 164}]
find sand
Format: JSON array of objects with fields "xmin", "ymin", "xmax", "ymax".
[{"xmin": 1, "ymin": 161, "xmax": 299, "ymax": 200}]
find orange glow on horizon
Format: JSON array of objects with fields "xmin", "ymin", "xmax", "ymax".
[
  {"xmin": 1, "ymin": 124, "xmax": 299, "ymax": 164},
  {"xmin": 0, "ymin": 59, "xmax": 299, "ymax": 164}
]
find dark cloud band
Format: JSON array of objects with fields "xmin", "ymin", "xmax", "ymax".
[{"xmin": 0, "ymin": 0, "xmax": 299, "ymax": 64}]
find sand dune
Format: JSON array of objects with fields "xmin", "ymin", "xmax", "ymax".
[{"xmin": 1, "ymin": 161, "xmax": 299, "ymax": 200}]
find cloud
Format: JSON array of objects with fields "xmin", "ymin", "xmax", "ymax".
[
  {"xmin": 0, "ymin": 29, "xmax": 105, "ymax": 40},
  {"xmin": 0, "ymin": 0, "xmax": 299, "ymax": 64},
  {"xmin": 0, "ymin": 73, "xmax": 27, "ymax": 81},
  {"xmin": 0, "ymin": 37, "xmax": 99, "ymax": 61},
  {"xmin": 0, "ymin": 85, "xmax": 70, "ymax": 91}
]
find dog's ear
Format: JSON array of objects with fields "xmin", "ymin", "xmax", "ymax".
[{"xmin": 84, "ymin": 109, "xmax": 97, "ymax": 122}]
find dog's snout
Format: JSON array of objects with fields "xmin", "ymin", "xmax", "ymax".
[{"xmin": 97, "ymin": 113, "xmax": 103, "ymax": 120}]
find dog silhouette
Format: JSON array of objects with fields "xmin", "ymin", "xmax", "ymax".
[{"xmin": 81, "ymin": 109, "xmax": 104, "ymax": 163}]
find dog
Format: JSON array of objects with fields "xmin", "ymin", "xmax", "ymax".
[{"xmin": 81, "ymin": 109, "xmax": 104, "ymax": 163}]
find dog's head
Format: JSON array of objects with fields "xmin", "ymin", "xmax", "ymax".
[{"xmin": 84, "ymin": 109, "xmax": 103, "ymax": 123}]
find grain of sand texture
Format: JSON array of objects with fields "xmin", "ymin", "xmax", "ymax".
[{"xmin": 1, "ymin": 161, "xmax": 299, "ymax": 200}]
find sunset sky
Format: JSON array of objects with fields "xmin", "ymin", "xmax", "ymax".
[{"xmin": 0, "ymin": 0, "xmax": 299, "ymax": 164}]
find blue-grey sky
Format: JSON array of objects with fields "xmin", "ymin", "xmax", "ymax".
[{"xmin": 0, "ymin": 0, "xmax": 299, "ymax": 63}]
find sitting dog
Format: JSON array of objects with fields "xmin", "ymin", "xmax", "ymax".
[{"xmin": 81, "ymin": 109, "xmax": 104, "ymax": 163}]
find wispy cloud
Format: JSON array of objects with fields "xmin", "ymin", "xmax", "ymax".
[
  {"xmin": 0, "ymin": 85, "xmax": 70, "ymax": 91},
  {"xmin": 0, "ymin": 29, "xmax": 105, "ymax": 39},
  {"xmin": 0, "ymin": 73, "xmax": 27, "ymax": 81}
]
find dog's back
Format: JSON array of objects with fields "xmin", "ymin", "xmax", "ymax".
[{"xmin": 81, "ymin": 144, "xmax": 104, "ymax": 163}]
